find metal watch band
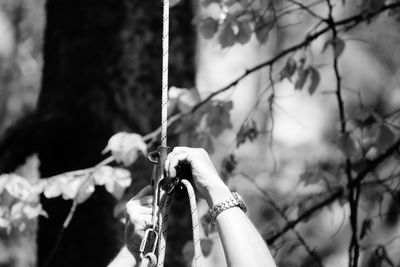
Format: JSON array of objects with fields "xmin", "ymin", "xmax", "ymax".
[{"xmin": 208, "ymin": 192, "xmax": 246, "ymax": 223}]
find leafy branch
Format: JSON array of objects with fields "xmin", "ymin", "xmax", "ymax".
[
  {"xmin": 143, "ymin": 1, "xmax": 400, "ymax": 145},
  {"xmin": 266, "ymin": 137, "xmax": 400, "ymax": 244}
]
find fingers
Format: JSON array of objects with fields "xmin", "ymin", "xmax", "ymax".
[{"xmin": 165, "ymin": 152, "xmax": 191, "ymax": 178}]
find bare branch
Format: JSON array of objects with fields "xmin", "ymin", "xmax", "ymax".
[{"xmin": 266, "ymin": 137, "xmax": 400, "ymax": 244}]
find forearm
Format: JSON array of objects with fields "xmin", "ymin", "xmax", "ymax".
[
  {"xmin": 107, "ymin": 246, "xmax": 137, "ymax": 267},
  {"xmin": 207, "ymin": 184, "xmax": 277, "ymax": 267}
]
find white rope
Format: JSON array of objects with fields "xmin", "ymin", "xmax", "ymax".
[
  {"xmin": 154, "ymin": 1, "xmax": 202, "ymax": 266},
  {"xmin": 181, "ymin": 180, "xmax": 202, "ymax": 267},
  {"xmin": 156, "ymin": 180, "xmax": 202, "ymax": 267},
  {"xmin": 161, "ymin": 0, "xmax": 169, "ymax": 147}
]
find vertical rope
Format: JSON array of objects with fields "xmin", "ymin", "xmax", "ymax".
[
  {"xmin": 161, "ymin": 0, "xmax": 169, "ymax": 147},
  {"xmin": 181, "ymin": 179, "xmax": 202, "ymax": 267}
]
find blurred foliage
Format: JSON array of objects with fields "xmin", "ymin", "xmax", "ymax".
[{"xmin": 0, "ymin": 0, "xmax": 44, "ymax": 135}]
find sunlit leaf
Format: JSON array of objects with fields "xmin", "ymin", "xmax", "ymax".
[
  {"xmin": 200, "ymin": 238, "xmax": 214, "ymax": 256},
  {"xmin": 375, "ymin": 124, "xmax": 395, "ymax": 153},
  {"xmin": 337, "ymin": 132, "xmax": 358, "ymax": 158},
  {"xmin": 236, "ymin": 21, "xmax": 252, "ymax": 45},
  {"xmin": 0, "ymin": 207, "xmax": 10, "ymax": 229},
  {"xmin": 94, "ymin": 166, "xmax": 132, "ymax": 199},
  {"xmin": 62, "ymin": 175, "xmax": 92, "ymax": 202},
  {"xmin": 177, "ymin": 88, "xmax": 201, "ymax": 113},
  {"xmin": 4, "ymin": 174, "xmax": 38, "ymax": 202},
  {"xmin": 103, "ymin": 132, "xmax": 147, "ymax": 166},
  {"xmin": 308, "ymin": 67, "xmax": 320, "ymax": 95},
  {"xmin": 219, "ymin": 24, "xmax": 236, "ymax": 48},
  {"xmin": 199, "ymin": 17, "xmax": 219, "ymax": 39},
  {"xmin": 279, "ymin": 58, "xmax": 297, "ymax": 81}
]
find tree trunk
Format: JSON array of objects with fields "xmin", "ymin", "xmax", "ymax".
[{"xmin": 33, "ymin": 0, "xmax": 195, "ymax": 266}]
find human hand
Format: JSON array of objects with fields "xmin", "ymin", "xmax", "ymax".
[
  {"xmin": 164, "ymin": 147, "xmax": 231, "ymax": 207},
  {"xmin": 124, "ymin": 185, "xmax": 153, "ymax": 261}
]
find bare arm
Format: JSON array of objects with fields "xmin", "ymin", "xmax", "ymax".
[
  {"xmin": 165, "ymin": 147, "xmax": 277, "ymax": 267},
  {"xmin": 207, "ymin": 184, "xmax": 277, "ymax": 267}
]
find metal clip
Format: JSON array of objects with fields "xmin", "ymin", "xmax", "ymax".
[{"xmin": 139, "ymin": 229, "xmax": 159, "ymax": 260}]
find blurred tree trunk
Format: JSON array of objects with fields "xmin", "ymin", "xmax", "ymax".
[{"xmin": 1, "ymin": 0, "xmax": 195, "ymax": 266}]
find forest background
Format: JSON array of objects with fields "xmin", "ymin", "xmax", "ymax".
[{"xmin": 1, "ymin": 0, "xmax": 400, "ymax": 267}]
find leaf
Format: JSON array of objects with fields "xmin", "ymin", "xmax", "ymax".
[
  {"xmin": 192, "ymin": 132, "xmax": 215, "ymax": 154},
  {"xmin": 4, "ymin": 174, "xmax": 39, "ymax": 202},
  {"xmin": 93, "ymin": 166, "xmax": 132, "ymax": 199},
  {"xmin": 103, "ymin": 132, "xmax": 147, "ymax": 166},
  {"xmin": 351, "ymin": 109, "xmax": 377, "ymax": 128},
  {"xmin": 299, "ymin": 171, "xmax": 321, "ymax": 186},
  {"xmin": 198, "ymin": 17, "xmax": 219, "ymax": 39},
  {"xmin": 177, "ymin": 88, "xmax": 201, "ymax": 113},
  {"xmin": 322, "ymin": 37, "xmax": 346, "ymax": 58},
  {"xmin": 308, "ymin": 67, "xmax": 320, "ymax": 95},
  {"xmin": 360, "ymin": 218, "xmax": 373, "ymax": 240},
  {"xmin": 337, "ymin": 132, "xmax": 358, "ymax": 158},
  {"xmin": 219, "ymin": 24, "xmax": 236, "ymax": 48},
  {"xmin": 376, "ymin": 124, "xmax": 394, "ymax": 153},
  {"xmin": 63, "ymin": 175, "xmax": 94, "ymax": 203},
  {"xmin": 254, "ymin": 19, "xmax": 273, "ymax": 43},
  {"xmin": 294, "ymin": 65, "xmax": 310, "ymax": 90},
  {"xmin": 0, "ymin": 207, "xmax": 11, "ymax": 230},
  {"xmin": 279, "ymin": 58, "xmax": 297, "ymax": 81},
  {"xmin": 362, "ymin": 0, "xmax": 385, "ymax": 14},
  {"xmin": 236, "ymin": 120, "xmax": 258, "ymax": 147},
  {"xmin": 206, "ymin": 101, "xmax": 233, "ymax": 137},
  {"xmin": 221, "ymin": 154, "xmax": 237, "ymax": 180},
  {"xmin": 236, "ymin": 21, "xmax": 252, "ymax": 45},
  {"xmin": 200, "ymin": 238, "xmax": 214, "ymax": 256}
]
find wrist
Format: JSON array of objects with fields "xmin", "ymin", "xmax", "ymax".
[{"xmin": 205, "ymin": 181, "xmax": 232, "ymax": 208}]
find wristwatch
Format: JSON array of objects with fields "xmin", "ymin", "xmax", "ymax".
[{"xmin": 208, "ymin": 192, "xmax": 247, "ymax": 223}]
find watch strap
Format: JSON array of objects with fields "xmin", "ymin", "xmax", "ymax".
[{"xmin": 208, "ymin": 192, "xmax": 246, "ymax": 223}]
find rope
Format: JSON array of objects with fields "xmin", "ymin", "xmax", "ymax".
[
  {"xmin": 156, "ymin": 180, "xmax": 202, "ymax": 267},
  {"xmin": 181, "ymin": 179, "xmax": 202, "ymax": 267},
  {"xmin": 142, "ymin": 0, "xmax": 202, "ymax": 266},
  {"xmin": 161, "ymin": 0, "xmax": 169, "ymax": 147}
]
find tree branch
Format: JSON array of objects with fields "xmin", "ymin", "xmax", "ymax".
[
  {"xmin": 143, "ymin": 2, "xmax": 400, "ymax": 144},
  {"xmin": 266, "ymin": 137, "xmax": 400, "ymax": 244}
]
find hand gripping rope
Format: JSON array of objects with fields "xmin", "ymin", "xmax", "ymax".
[{"xmin": 137, "ymin": 1, "xmax": 202, "ymax": 267}]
